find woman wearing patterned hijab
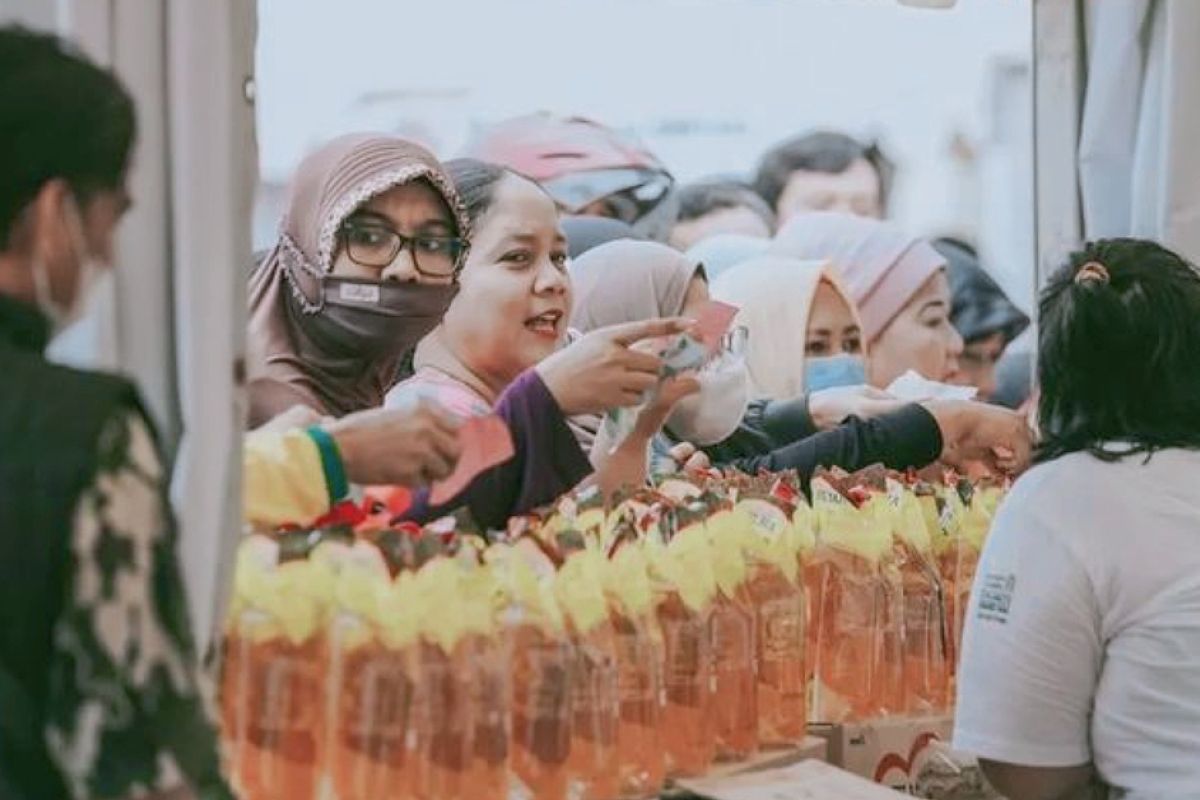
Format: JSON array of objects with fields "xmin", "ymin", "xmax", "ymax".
[{"xmin": 247, "ymin": 133, "xmax": 470, "ymax": 426}]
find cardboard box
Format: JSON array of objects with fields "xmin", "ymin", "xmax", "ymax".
[
  {"xmin": 809, "ymin": 714, "xmax": 954, "ymax": 791},
  {"xmin": 703, "ymin": 736, "xmax": 829, "ymax": 781},
  {"xmin": 676, "ymin": 758, "xmax": 910, "ymax": 799}
]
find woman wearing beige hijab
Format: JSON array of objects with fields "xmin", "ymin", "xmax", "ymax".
[
  {"xmin": 771, "ymin": 211, "xmax": 963, "ymax": 389},
  {"xmin": 711, "ymin": 256, "xmax": 868, "ymax": 400},
  {"xmin": 570, "ymin": 241, "xmax": 1031, "ymax": 483},
  {"xmin": 709, "ymin": 253, "xmax": 1035, "ymax": 479},
  {"xmin": 569, "ymin": 239, "xmax": 744, "ymax": 455}
]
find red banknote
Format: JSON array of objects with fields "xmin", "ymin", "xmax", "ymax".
[
  {"xmin": 430, "ymin": 414, "xmax": 516, "ymax": 505},
  {"xmin": 694, "ymin": 300, "xmax": 739, "ymax": 354}
]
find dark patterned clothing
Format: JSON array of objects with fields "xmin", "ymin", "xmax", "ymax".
[{"xmin": 0, "ymin": 295, "xmax": 232, "ymax": 799}]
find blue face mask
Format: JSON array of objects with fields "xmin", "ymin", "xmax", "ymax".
[{"xmin": 804, "ymin": 354, "xmax": 867, "ymax": 392}]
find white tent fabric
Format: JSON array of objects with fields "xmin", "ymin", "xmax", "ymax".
[
  {"xmin": 1038, "ymin": 0, "xmax": 1200, "ymax": 274},
  {"xmin": 22, "ymin": 0, "xmax": 256, "ymax": 650},
  {"xmin": 167, "ymin": 0, "xmax": 256, "ymax": 651},
  {"xmin": 1032, "ymin": 0, "xmax": 1085, "ymax": 290}
]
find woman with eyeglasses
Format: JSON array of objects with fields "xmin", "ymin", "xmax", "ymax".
[
  {"xmin": 248, "ymin": 137, "xmax": 686, "ymax": 517},
  {"xmin": 247, "ymin": 134, "xmax": 469, "ymax": 427},
  {"xmin": 386, "ymin": 159, "xmax": 699, "ymax": 526}
]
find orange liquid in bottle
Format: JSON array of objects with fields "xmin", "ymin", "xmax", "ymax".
[
  {"xmin": 747, "ymin": 563, "xmax": 806, "ymax": 745},
  {"xmin": 803, "ymin": 557, "xmax": 821, "ymax": 689},
  {"xmin": 330, "ymin": 635, "xmax": 417, "ymax": 800},
  {"xmin": 875, "ymin": 563, "xmax": 906, "ymax": 716},
  {"xmin": 656, "ymin": 590, "xmax": 716, "ymax": 778},
  {"xmin": 218, "ymin": 630, "xmax": 243, "ymax": 766},
  {"xmin": 465, "ymin": 634, "xmax": 510, "ymax": 800},
  {"xmin": 937, "ymin": 548, "xmax": 958, "ymax": 669},
  {"xmin": 233, "ymin": 630, "xmax": 325, "ymax": 800},
  {"xmin": 611, "ymin": 611, "xmax": 665, "ymax": 799},
  {"xmin": 809, "ymin": 549, "xmax": 881, "ymax": 722},
  {"xmin": 509, "ymin": 623, "xmax": 573, "ymax": 800},
  {"xmin": 710, "ymin": 590, "xmax": 757, "ymax": 761},
  {"xmin": 566, "ymin": 622, "xmax": 620, "ymax": 800},
  {"xmin": 897, "ymin": 544, "xmax": 950, "ymax": 714},
  {"xmin": 954, "ymin": 543, "xmax": 981, "ymax": 672},
  {"xmin": 413, "ymin": 640, "xmax": 473, "ymax": 800}
]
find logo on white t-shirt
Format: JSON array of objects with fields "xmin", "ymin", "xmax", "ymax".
[{"xmin": 977, "ymin": 573, "xmax": 1016, "ymax": 623}]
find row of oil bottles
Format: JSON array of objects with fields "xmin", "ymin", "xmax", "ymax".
[{"xmin": 218, "ymin": 467, "xmax": 1002, "ymax": 800}]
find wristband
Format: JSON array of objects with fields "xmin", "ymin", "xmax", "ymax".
[{"xmin": 305, "ymin": 426, "xmax": 349, "ymax": 504}]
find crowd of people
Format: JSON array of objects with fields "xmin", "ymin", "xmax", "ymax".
[{"xmin": 3, "ymin": 24, "xmax": 1199, "ymax": 800}]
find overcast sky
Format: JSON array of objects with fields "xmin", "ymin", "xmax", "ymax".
[{"xmin": 255, "ymin": 0, "xmax": 1033, "ymax": 298}]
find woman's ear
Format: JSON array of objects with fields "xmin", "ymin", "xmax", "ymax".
[
  {"xmin": 29, "ymin": 179, "xmax": 76, "ymax": 269},
  {"xmin": 5, "ymin": 179, "xmax": 69, "ymax": 259}
]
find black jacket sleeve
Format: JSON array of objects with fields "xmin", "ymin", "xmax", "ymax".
[
  {"xmin": 717, "ymin": 404, "xmax": 943, "ymax": 490},
  {"xmin": 699, "ymin": 396, "xmax": 819, "ymax": 463}
]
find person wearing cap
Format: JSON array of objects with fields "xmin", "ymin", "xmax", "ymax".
[
  {"xmin": 934, "ymin": 237, "xmax": 1030, "ymax": 402},
  {"xmin": 464, "ymin": 112, "xmax": 678, "ymax": 241}
]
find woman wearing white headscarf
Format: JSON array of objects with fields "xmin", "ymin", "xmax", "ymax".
[
  {"xmin": 571, "ymin": 242, "xmax": 1032, "ymax": 485},
  {"xmin": 771, "ymin": 211, "xmax": 963, "ymax": 388},
  {"xmin": 712, "ymin": 256, "xmax": 868, "ymax": 399}
]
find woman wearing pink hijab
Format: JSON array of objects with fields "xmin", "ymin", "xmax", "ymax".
[{"xmin": 771, "ymin": 211, "xmax": 964, "ymax": 389}]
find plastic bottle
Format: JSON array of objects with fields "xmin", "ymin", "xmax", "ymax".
[
  {"xmin": 746, "ymin": 560, "xmax": 807, "ymax": 744},
  {"xmin": 709, "ymin": 587, "xmax": 758, "ymax": 760},
  {"xmin": 328, "ymin": 545, "xmax": 420, "ymax": 800},
  {"xmin": 225, "ymin": 535, "xmax": 333, "ymax": 800},
  {"xmin": 604, "ymin": 544, "xmax": 666, "ymax": 799},
  {"xmin": 509, "ymin": 622, "xmax": 573, "ymax": 800}
]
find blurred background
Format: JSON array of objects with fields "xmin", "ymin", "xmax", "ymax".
[{"xmin": 254, "ymin": 0, "xmax": 1035, "ymax": 312}]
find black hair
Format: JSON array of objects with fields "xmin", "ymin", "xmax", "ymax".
[
  {"xmin": 444, "ymin": 158, "xmax": 516, "ymax": 225},
  {"xmin": 674, "ymin": 179, "xmax": 776, "ymax": 232},
  {"xmin": 753, "ymin": 130, "xmax": 893, "ymax": 214},
  {"xmin": 1036, "ymin": 238, "xmax": 1200, "ymax": 464},
  {"xmin": 0, "ymin": 26, "xmax": 137, "ymax": 249},
  {"xmin": 934, "ymin": 236, "xmax": 1029, "ymax": 345}
]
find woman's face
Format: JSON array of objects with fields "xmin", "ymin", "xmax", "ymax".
[
  {"xmin": 442, "ymin": 174, "xmax": 571, "ymax": 387},
  {"xmin": 805, "ymin": 280, "xmax": 863, "ymax": 358},
  {"xmin": 949, "ymin": 331, "xmax": 1007, "ymax": 400},
  {"xmin": 330, "ymin": 179, "xmax": 457, "ymax": 283},
  {"xmin": 868, "ymin": 270, "xmax": 963, "ymax": 388}
]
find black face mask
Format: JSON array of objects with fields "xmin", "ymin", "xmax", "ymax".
[{"xmin": 294, "ymin": 276, "xmax": 458, "ymax": 361}]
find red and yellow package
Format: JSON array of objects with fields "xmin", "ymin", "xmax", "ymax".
[
  {"xmin": 886, "ymin": 477, "xmax": 951, "ymax": 714},
  {"xmin": 328, "ymin": 541, "xmax": 421, "ymax": 800},
  {"xmin": 706, "ymin": 503, "xmax": 758, "ymax": 762},
  {"xmin": 729, "ymin": 496, "xmax": 808, "ymax": 747},
  {"xmin": 223, "ymin": 533, "xmax": 337, "ymax": 800},
  {"xmin": 809, "ymin": 476, "xmax": 896, "ymax": 722},
  {"xmin": 646, "ymin": 508, "xmax": 718, "ymax": 778},
  {"xmin": 488, "ymin": 540, "xmax": 573, "ymax": 800},
  {"xmin": 556, "ymin": 548, "xmax": 620, "ymax": 800},
  {"xmin": 603, "ymin": 538, "xmax": 667, "ymax": 798}
]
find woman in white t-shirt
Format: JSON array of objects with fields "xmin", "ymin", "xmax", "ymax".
[{"xmin": 954, "ymin": 239, "xmax": 1200, "ymax": 800}]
